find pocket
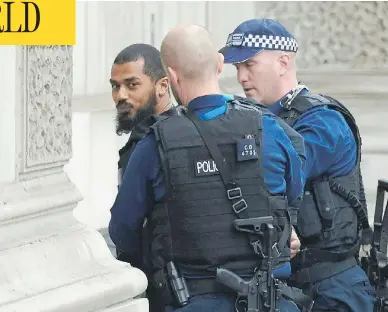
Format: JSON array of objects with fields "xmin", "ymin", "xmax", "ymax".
[
  {"xmin": 313, "ymin": 180, "xmax": 336, "ymax": 230},
  {"xmin": 297, "ymin": 191, "xmax": 322, "ymax": 238}
]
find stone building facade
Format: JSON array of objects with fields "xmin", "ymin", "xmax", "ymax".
[{"xmin": 0, "ymin": 2, "xmax": 387, "ymax": 311}]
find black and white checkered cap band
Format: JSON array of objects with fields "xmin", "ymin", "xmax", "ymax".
[{"xmin": 227, "ymin": 33, "xmax": 298, "ymax": 52}]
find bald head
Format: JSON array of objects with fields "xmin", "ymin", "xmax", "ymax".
[{"xmin": 161, "ymin": 25, "xmax": 220, "ymax": 81}]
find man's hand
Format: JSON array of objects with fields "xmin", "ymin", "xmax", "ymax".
[{"xmin": 290, "ymin": 227, "xmax": 301, "ymax": 258}]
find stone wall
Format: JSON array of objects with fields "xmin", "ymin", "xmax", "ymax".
[
  {"xmin": 0, "ymin": 45, "xmax": 148, "ymax": 311},
  {"xmin": 252, "ymin": 1, "xmax": 388, "ymax": 70}
]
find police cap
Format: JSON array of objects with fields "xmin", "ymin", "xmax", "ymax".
[{"xmin": 219, "ymin": 19, "xmax": 298, "ymax": 64}]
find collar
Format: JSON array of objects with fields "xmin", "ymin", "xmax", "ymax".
[
  {"xmin": 187, "ymin": 94, "xmax": 227, "ymax": 111},
  {"xmin": 187, "ymin": 94, "xmax": 234, "ymax": 120},
  {"xmin": 267, "ymin": 86, "xmax": 309, "ymax": 116}
]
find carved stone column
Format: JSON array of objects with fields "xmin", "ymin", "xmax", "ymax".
[{"xmin": 0, "ymin": 46, "xmax": 148, "ymax": 311}]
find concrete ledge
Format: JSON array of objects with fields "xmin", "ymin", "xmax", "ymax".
[
  {"xmin": 100, "ymin": 298, "xmax": 148, "ymax": 312},
  {"xmin": 0, "ymin": 176, "xmax": 148, "ymax": 312},
  {"xmin": 0, "ymin": 225, "xmax": 148, "ymax": 312}
]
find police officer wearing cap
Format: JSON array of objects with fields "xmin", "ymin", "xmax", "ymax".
[
  {"xmin": 109, "ymin": 24, "xmax": 311, "ymax": 312},
  {"xmin": 219, "ymin": 18, "xmax": 376, "ymax": 312}
]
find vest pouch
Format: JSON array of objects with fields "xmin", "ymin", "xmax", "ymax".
[
  {"xmin": 312, "ymin": 179, "xmax": 336, "ymax": 230},
  {"xmin": 297, "ymin": 191, "xmax": 322, "ymax": 238},
  {"xmin": 149, "ymin": 269, "xmax": 174, "ymax": 307}
]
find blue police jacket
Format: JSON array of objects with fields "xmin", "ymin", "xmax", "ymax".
[{"xmin": 267, "ymin": 89, "xmax": 357, "ymax": 181}]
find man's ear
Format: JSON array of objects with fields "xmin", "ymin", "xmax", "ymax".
[
  {"xmin": 156, "ymin": 77, "xmax": 169, "ymax": 97},
  {"xmin": 217, "ymin": 53, "xmax": 224, "ymax": 75},
  {"xmin": 167, "ymin": 66, "xmax": 178, "ymax": 87},
  {"xmin": 278, "ymin": 53, "xmax": 290, "ymax": 76}
]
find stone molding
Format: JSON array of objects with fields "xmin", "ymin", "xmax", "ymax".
[{"xmin": 19, "ymin": 47, "xmax": 73, "ymax": 176}]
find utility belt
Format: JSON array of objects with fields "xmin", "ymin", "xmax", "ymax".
[
  {"xmin": 291, "ymin": 256, "xmax": 358, "ymax": 288},
  {"xmin": 149, "ymin": 263, "xmax": 231, "ymax": 308},
  {"xmin": 290, "ymin": 242, "xmax": 360, "ymax": 290},
  {"xmin": 150, "ymin": 262, "xmax": 314, "ymax": 312}
]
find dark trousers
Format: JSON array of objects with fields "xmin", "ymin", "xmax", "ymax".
[{"xmin": 311, "ymin": 265, "xmax": 375, "ymax": 312}]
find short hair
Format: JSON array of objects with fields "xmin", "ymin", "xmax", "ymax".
[{"xmin": 113, "ymin": 43, "xmax": 166, "ymax": 82}]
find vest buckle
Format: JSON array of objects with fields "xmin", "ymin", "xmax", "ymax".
[
  {"xmin": 227, "ymin": 187, "xmax": 242, "ymax": 200},
  {"xmin": 233, "ymin": 199, "xmax": 248, "ymax": 214}
]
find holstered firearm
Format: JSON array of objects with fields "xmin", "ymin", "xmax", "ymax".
[
  {"xmin": 166, "ymin": 261, "xmax": 190, "ymax": 307},
  {"xmin": 360, "ymin": 179, "xmax": 388, "ymax": 311}
]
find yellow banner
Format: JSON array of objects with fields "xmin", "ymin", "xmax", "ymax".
[{"xmin": 0, "ymin": 0, "xmax": 75, "ymax": 45}]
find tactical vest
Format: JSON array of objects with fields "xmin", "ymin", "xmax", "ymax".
[
  {"xmin": 278, "ymin": 93, "xmax": 370, "ymax": 265},
  {"xmin": 232, "ymin": 96, "xmax": 306, "ymax": 224},
  {"xmin": 148, "ymin": 99, "xmax": 306, "ymax": 277}
]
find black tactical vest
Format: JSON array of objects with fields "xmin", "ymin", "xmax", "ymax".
[
  {"xmin": 148, "ymin": 100, "xmax": 305, "ymax": 276},
  {"xmin": 278, "ymin": 93, "xmax": 370, "ymax": 263},
  {"xmin": 232, "ymin": 96, "xmax": 306, "ymax": 223}
]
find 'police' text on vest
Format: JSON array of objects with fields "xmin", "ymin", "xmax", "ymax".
[{"xmin": 195, "ymin": 159, "xmax": 219, "ymax": 176}]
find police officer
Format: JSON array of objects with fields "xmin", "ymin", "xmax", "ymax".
[
  {"xmin": 109, "ymin": 24, "xmax": 312, "ymax": 312},
  {"xmin": 219, "ymin": 18, "xmax": 376, "ymax": 311}
]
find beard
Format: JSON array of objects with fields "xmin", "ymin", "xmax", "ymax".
[{"xmin": 115, "ymin": 91, "xmax": 157, "ymax": 135}]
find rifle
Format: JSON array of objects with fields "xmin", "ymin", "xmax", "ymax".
[
  {"xmin": 216, "ymin": 216, "xmax": 281, "ymax": 312},
  {"xmin": 361, "ymin": 179, "xmax": 388, "ymax": 311}
]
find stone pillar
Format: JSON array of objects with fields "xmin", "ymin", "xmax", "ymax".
[{"xmin": 0, "ymin": 46, "xmax": 148, "ymax": 311}]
